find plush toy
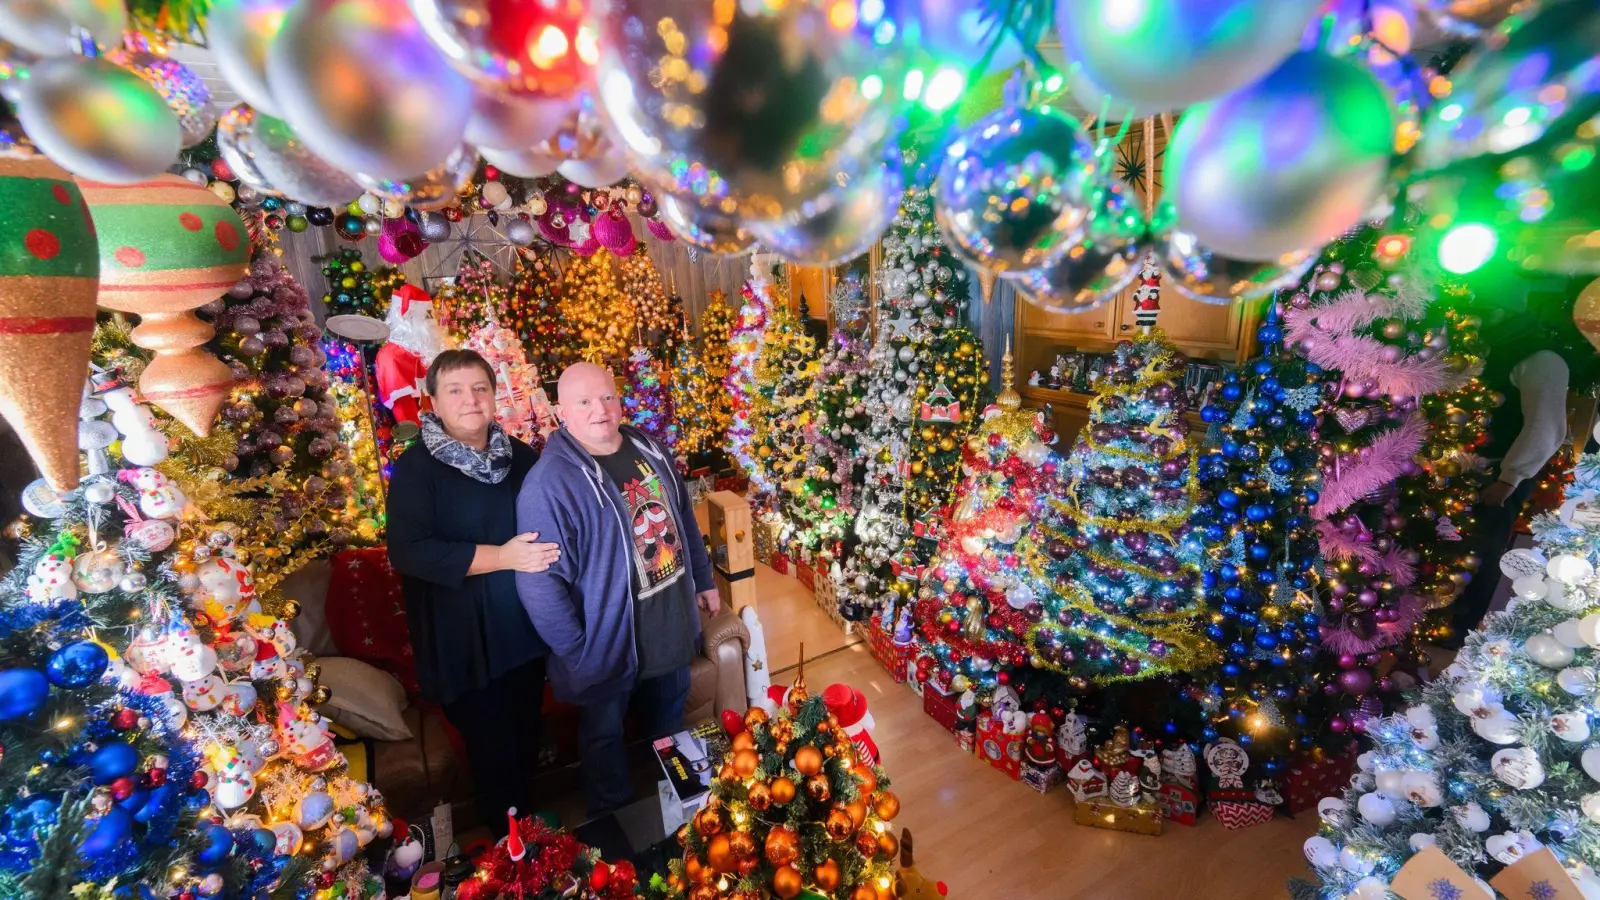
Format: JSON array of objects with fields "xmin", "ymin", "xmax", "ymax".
[
  {"xmin": 822, "ymin": 682, "xmax": 879, "ymax": 765},
  {"xmin": 119, "ymin": 467, "xmax": 187, "ymax": 519},
  {"xmin": 26, "ymin": 548, "xmax": 78, "ymax": 604},
  {"xmin": 375, "ymin": 284, "xmax": 447, "ymax": 427},
  {"xmin": 990, "ymin": 685, "xmax": 1027, "ymax": 734},
  {"xmin": 894, "ymin": 829, "xmax": 948, "ymax": 899},
  {"xmin": 276, "ymin": 701, "xmax": 339, "ymax": 771},
  {"xmin": 740, "ymin": 605, "xmax": 773, "ymax": 711},
  {"xmin": 1132, "ymin": 254, "xmax": 1162, "ymax": 331}
]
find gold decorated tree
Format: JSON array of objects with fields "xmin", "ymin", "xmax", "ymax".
[{"xmin": 564, "ymin": 250, "xmax": 636, "ymax": 367}]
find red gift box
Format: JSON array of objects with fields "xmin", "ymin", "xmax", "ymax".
[
  {"xmin": 1285, "ymin": 749, "xmax": 1358, "ymax": 813},
  {"xmin": 713, "ymin": 475, "xmax": 748, "ymax": 494},
  {"xmin": 1212, "ymin": 800, "xmax": 1276, "ymax": 830},
  {"xmin": 923, "ymin": 680, "xmax": 960, "ymax": 735},
  {"xmin": 796, "ymin": 560, "xmax": 815, "ymax": 591},
  {"xmin": 769, "ymin": 551, "xmax": 790, "ymax": 575},
  {"xmin": 863, "ymin": 616, "xmax": 912, "ymax": 684},
  {"xmin": 976, "ymin": 712, "xmax": 1023, "ymax": 780},
  {"xmin": 1158, "ymin": 783, "xmax": 1200, "ymax": 826}
]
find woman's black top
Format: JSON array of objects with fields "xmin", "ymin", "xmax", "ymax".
[{"xmin": 386, "ymin": 437, "xmax": 549, "ymax": 705}]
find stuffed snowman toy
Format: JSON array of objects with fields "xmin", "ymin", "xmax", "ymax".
[
  {"xmin": 162, "ymin": 619, "xmax": 219, "ymax": 683},
  {"xmin": 210, "ymin": 745, "xmax": 258, "ymax": 810},
  {"xmin": 182, "ymin": 673, "xmax": 227, "ymax": 712},
  {"xmin": 26, "ymin": 552, "xmax": 78, "ymax": 604},
  {"xmin": 188, "ymin": 557, "xmax": 257, "ymax": 621},
  {"xmin": 101, "ymin": 386, "xmax": 169, "ymax": 466},
  {"xmin": 120, "ymin": 468, "xmax": 187, "ymax": 520},
  {"xmin": 276, "ymin": 702, "xmax": 339, "ymax": 771}
]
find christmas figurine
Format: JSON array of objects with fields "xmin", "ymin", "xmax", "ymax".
[
  {"xmin": 823, "ymin": 682, "xmax": 879, "ymax": 765},
  {"xmin": 375, "ymin": 284, "xmax": 448, "ymax": 428},
  {"xmin": 119, "ymin": 467, "xmax": 187, "ymax": 520},
  {"xmin": 1132, "ymin": 254, "xmax": 1162, "ymax": 331},
  {"xmin": 1023, "ymin": 712, "xmax": 1057, "ymax": 768}
]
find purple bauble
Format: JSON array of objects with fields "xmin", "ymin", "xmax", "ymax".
[{"xmin": 1338, "ymin": 669, "xmax": 1373, "ymax": 696}]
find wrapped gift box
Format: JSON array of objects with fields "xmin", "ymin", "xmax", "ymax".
[
  {"xmin": 713, "ymin": 475, "xmax": 748, "ymax": 494},
  {"xmin": 923, "ymin": 680, "xmax": 960, "ymax": 735},
  {"xmin": 1285, "ymin": 749, "xmax": 1358, "ymax": 813},
  {"xmin": 863, "ymin": 616, "xmax": 913, "ymax": 684},
  {"xmin": 753, "ymin": 516, "xmax": 779, "ymax": 565},
  {"xmin": 796, "ymin": 559, "xmax": 816, "ymax": 591},
  {"xmin": 976, "ymin": 712, "xmax": 1023, "ymax": 780},
  {"xmin": 1073, "ymin": 798, "xmax": 1163, "ymax": 836},
  {"xmin": 1021, "ymin": 759, "xmax": 1064, "ymax": 794},
  {"xmin": 769, "ymin": 551, "xmax": 791, "ymax": 575},
  {"xmin": 1212, "ymin": 799, "xmax": 1276, "ymax": 830},
  {"xmin": 1158, "ymin": 783, "xmax": 1200, "ymax": 826}
]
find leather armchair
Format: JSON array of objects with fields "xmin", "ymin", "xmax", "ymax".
[{"xmin": 686, "ymin": 605, "xmax": 750, "ymax": 726}]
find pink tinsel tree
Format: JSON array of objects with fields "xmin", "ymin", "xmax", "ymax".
[
  {"xmin": 464, "ymin": 321, "xmax": 554, "ymax": 451},
  {"xmin": 1285, "ymin": 225, "xmax": 1474, "ymax": 738}
]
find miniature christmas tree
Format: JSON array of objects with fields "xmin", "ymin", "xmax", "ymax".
[
  {"xmin": 465, "ymin": 320, "xmax": 552, "ymax": 450},
  {"xmin": 914, "ymin": 347, "xmax": 1061, "ymax": 703},
  {"xmin": 321, "ymin": 248, "xmax": 383, "ymax": 319},
  {"xmin": 517, "ymin": 252, "xmax": 573, "ymax": 370},
  {"xmin": 642, "ymin": 671, "xmax": 901, "ymax": 900},
  {"xmin": 455, "ymin": 814, "xmax": 637, "ymax": 900},
  {"xmin": 726, "ymin": 259, "xmax": 779, "ymax": 474},
  {"xmin": 322, "ymin": 336, "xmax": 392, "ymax": 537},
  {"xmin": 616, "ymin": 249, "xmax": 678, "ymax": 354},
  {"xmin": 436, "ymin": 249, "xmax": 509, "ymax": 342},
  {"xmin": 787, "ymin": 279, "xmax": 872, "ymax": 553},
  {"xmin": 1295, "ymin": 451, "xmax": 1600, "ymax": 900},
  {"xmin": 701, "ymin": 290, "xmax": 738, "ymax": 443},
  {"xmin": 623, "ymin": 343, "xmax": 678, "ymax": 453},
  {"xmin": 0, "ymin": 379, "xmax": 387, "ymax": 900},
  {"xmin": 749, "ymin": 304, "xmax": 819, "ymax": 507},
  {"xmin": 1030, "ymin": 321, "xmax": 1217, "ymax": 684},
  {"xmin": 1184, "ymin": 304, "xmax": 1329, "ymax": 759},
  {"xmin": 565, "ymin": 250, "xmax": 635, "ymax": 367},
  {"xmin": 669, "ymin": 322, "xmax": 721, "ymax": 458}
]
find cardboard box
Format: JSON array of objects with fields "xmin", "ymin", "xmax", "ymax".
[
  {"xmin": 714, "ymin": 567, "xmax": 756, "ymax": 612},
  {"xmin": 1074, "ymin": 798, "xmax": 1163, "ymax": 836},
  {"xmin": 863, "ymin": 616, "xmax": 912, "ymax": 684},
  {"xmin": 1021, "ymin": 759, "xmax": 1064, "ymax": 794},
  {"xmin": 706, "ymin": 492, "xmax": 754, "ymax": 575},
  {"xmin": 1284, "ymin": 749, "xmax": 1357, "ymax": 813},
  {"xmin": 653, "ymin": 725, "xmax": 717, "ymax": 833},
  {"xmin": 976, "ymin": 712, "xmax": 1023, "ymax": 780}
]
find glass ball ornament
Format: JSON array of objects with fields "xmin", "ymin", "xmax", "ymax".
[
  {"xmin": 1003, "ymin": 178, "xmax": 1145, "ymax": 312},
  {"xmin": 591, "ymin": 0, "xmax": 901, "ymax": 220},
  {"xmin": 408, "ymin": 0, "xmax": 592, "ymax": 97},
  {"xmin": 357, "ymin": 142, "xmax": 477, "ymax": 211},
  {"xmin": 656, "ymin": 191, "xmax": 756, "ymax": 257},
  {"xmin": 749, "ymin": 148, "xmax": 902, "ymax": 266},
  {"xmin": 14, "ymin": 56, "xmax": 182, "ymax": 183},
  {"xmin": 1148, "ymin": 203, "xmax": 1315, "ymax": 303},
  {"xmin": 934, "ymin": 103, "xmax": 1098, "ymax": 272},
  {"xmin": 107, "ymin": 48, "xmax": 218, "ymax": 147},
  {"xmin": 205, "ymin": 0, "xmax": 294, "ymax": 116},
  {"xmin": 218, "ymin": 104, "xmax": 363, "ymax": 207}
]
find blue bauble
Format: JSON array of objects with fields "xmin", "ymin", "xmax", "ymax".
[
  {"xmin": 0, "ymin": 669, "xmax": 50, "ymax": 720},
  {"xmin": 46, "ymin": 641, "xmax": 109, "ymax": 689},
  {"xmin": 197, "ymin": 823, "xmax": 234, "ymax": 867},
  {"xmin": 1262, "ymin": 759, "xmax": 1280, "ymax": 774},
  {"xmin": 1224, "ymin": 586, "xmax": 1244, "ymax": 603},
  {"xmin": 89, "ymin": 743, "xmax": 139, "ymax": 784},
  {"xmin": 1222, "ymin": 663, "xmax": 1241, "ymax": 677},
  {"xmin": 1221, "ymin": 509, "xmax": 1241, "ymax": 525},
  {"xmin": 249, "ymin": 828, "xmax": 277, "ymax": 855},
  {"xmin": 1248, "ymin": 543, "xmax": 1272, "ymax": 562},
  {"xmin": 78, "ymin": 807, "xmax": 133, "ymax": 861},
  {"xmin": 1304, "ymin": 489, "xmax": 1320, "ymax": 506},
  {"xmin": 1221, "ymin": 383, "xmax": 1243, "ymax": 401},
  {"xmin": 1221, "ymin": 564, "xmax": 1239, "ymax": 582},
  {"xmin": 261, "ymin": 196, "xmax": 283, "ymax": 212},
  {"xmin": 1201, "ymin": 405, "xmax": 1223, "ymax": 423},
  {"xmin": 1258, "ymin": 569, "xmax": 1277, "ymax": 585},
  {"xmin": 1238, "ymin": 733, "xmax": 1253, "ymax": 746},
  {"xmin": 1296, "ymin": 411, "xmax": 1317, "ymax": 428},
  {"xmin": 1206, "ymin": 625, "xmax": 1226, "ymax": 641},
  {"xmin": 1217, "ymin": 490, "xmax": 1240, "ymax": 509},
  {"xmin": 134, "ymin": 784, "xmax": 173, "ymax": 824},
  {"xmin": 1245, "ymin": 503, "xmax": 1271, "ymax": 523},
  {"xmin": 116, "ymin": 787, "xmax": 149, "ymax": 815},
  {"xmin": 1239, "ymin": 444, "xmax": 1260, "ymax": 462},
  {"xmin": 7, "ymin": 796, "xmax": 59, "ymax": 844},
  {"xmin": 1202, "ymin": 727, "xmax": 1219, "ymax": 742},
  {"xmin": 1256, "ymin": 633, "xmax": 1279, "ymax": 649},
  {"xmin": 1260, "ymin": 377, "xmax": 1280, "ymax": 394},
  {"xmin": 1270, "ymin": 456, "xmax": 1294, "ymax": 475},
  {"xmin": 1202, "ymin": 571, "xmax": 1219, "ymax": 590},
  {"xmin": 1252, "ymin": 359, "xmax": 1273, "ymax": 375},
  {"xmin": 1267, "ymin": 414, "xmax": 1287, "ymax": 429},
  {"xmin": 1257, "ymin": 324, "xmax": 1283, "ymax": 344},
  {"xmin": 1204, "ymin": 523, "xmax": 1227, "ymax": 543}
]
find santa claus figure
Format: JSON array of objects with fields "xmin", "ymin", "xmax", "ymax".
[
  {"xmin": 1131, "ymin": 255, "xmax": 1162, "ymax": 332},
  {"xmin": 375, "ymin": 284, "xmax": 448, "ymax": 427},
  {"xmin": 823, "ymin": 683, "xmax": 879, "ymax": 765}
]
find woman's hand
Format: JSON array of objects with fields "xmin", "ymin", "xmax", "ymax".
[{"xmin": 501, "ymin": 532, "xmax": 562, "ymax": 573}]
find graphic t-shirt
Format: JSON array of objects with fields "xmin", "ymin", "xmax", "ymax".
[{"xmin": 594, "ymin": 441, "xmax": 698, "ymax": 679}]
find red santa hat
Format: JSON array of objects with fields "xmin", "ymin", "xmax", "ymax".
[
  {"xmin": 823, "ymin": 684, "xmax": 866, "ymax": 728},
  {"xmin": 393, "ymin": 283, "xmax": 432, "ymax": 315},
  {"xmin": 505, "ymin": 808, "xmax": 525, "ymax": 862}
]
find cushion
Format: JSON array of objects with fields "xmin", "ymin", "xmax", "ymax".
[
  {"xmin": 325, "ymin": 548, "xmax": 422, "ymax": 700},
  {"xmin": 316, "ymin": 656, "xmax": 414, "ymax": 741},
  {"xmin": 283, "ymin": 559, "xmax": 338, "ymax": 657}
]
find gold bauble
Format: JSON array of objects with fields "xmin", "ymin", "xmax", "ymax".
[
  {"xmin": 706, "ymin": 834, "xmax": 734, "ymax": 873},
  {"xmin": 747, "ymin": 781, "xmax": 773, "ymax": 811},
  {"xmin": 689, "ymin": 882, "xmax": 718, "ymax": 900},
  {"xmin": 732, "ymin": 748, "xmax": 760, "ymax": 778},
  {"xmin": 771, "ymin": 776, "xmax": 797, "ymax": 804},
  {"xmin": 727, "ymin": 830, "xmax": 755, "ymax": 860},
  {"xmin": 311, "ymin": 685, "xmax": 332, "ymax": 704},
  {"xmin": 765, "ymin": 827, "xmax": 800, "ymax": 866},
  {"xmin": 844, "ymin": 799, "xmax": 867, "ymax": 830},
  {"xmin": 873, "ymin": 790, "xmax": 900, "ymax": 820},
  {"xmin": 852, "ymin": 885, "xmax": 878, "ymax": 900},
  {"xmin": 744, "ymin": 707, "xmax": 770, "ymax": 730},
  {"xmin": 806, "ymin": 773, "xmax": 832, "ymax": 802},
  {"xmin": 794, "ymin": 745, "xmax": 823, "ymax": 776},
  {"xmin": 772, "ymin": 865, "xmax": 803, "ymax": 899},
  {"xmin": 856, "ymin": 767, "xmax": 878, "ymax": 796},
  {"xmin": 855, "ymin": 830, "xmax": 880, "ymax": 858},
  {"xmin": 280, "ymin": 599, "xmax": 302, "ymax": 619},
  {"xmin": 814, "ymin": 860, "xmax": 841, "ymax": 893},
  {"xmin": 694, "ymin": 806, "xmax": 724, "ymax": 837},
  {"xmin": 877, "ymin": 830, "xmax": 899, "ymax": 859},
  {"xmin": 824, "ymin": 806, "xmax": 854, "ymax": 840}
]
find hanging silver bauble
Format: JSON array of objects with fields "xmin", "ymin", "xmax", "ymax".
[
  {"xmin": 206, "ymin": 0, "xmax": 293, "ymax": 116},
  {"xmin": 14, "ymin": 56, "xmax": 181, "ymax": 182}
]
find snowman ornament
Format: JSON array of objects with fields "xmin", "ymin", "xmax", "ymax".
[
  {"xmin": 119, "ymin": 468, "xmax": 187, "ymax": 520},
  {"xmin": 26, "ymin": 551, "xmax": 78, "ymax": 604}
]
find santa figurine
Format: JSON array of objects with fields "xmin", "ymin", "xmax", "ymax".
[
  {"xmin": 1131, "ymin": 255, "xmax": 1162, "ymax": 331},
  {"xmin": 823, "ymin": 683, "xmax": 879, "ymax": 765},
  {"xmin": 375, "ymin": 284, "xmax": 448, "ymax": 428}
]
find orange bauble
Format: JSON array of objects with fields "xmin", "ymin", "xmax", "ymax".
[
  {"xmin": 731, "ymin": 731, "xmax": 756, "ymax": 752},
  {"xmin": 814, "ymin": 860, "xmax": 841, "ymax": 892},
  {"xmin": 877, "ymin": 830, "xmax": 900, "ymax": 859},
  {"xmin": 689, "ymin": 883, "xmax": 718, "ymax": 900},
  {"xmin": 794, "ymin": 746, "xmax": 824, "ymax": 776},
  {"xmin": 772, "ymin": 865, "xmax": 803, "ymax": 899},
  {"xmin": 706, "ymin": 834, "xmax": 734, "ymax": 873},
  {"xmin": 806, "ymin": 773, "xmax": 832, "ymax": 802},
  {"xmin": 732, "ymin": 748, "xmax": 760, "ymax": 778},
  {"xmin": 874, "ymin": 790, "xmax": 901, "ymax": 820},
  {"xmin": 852, "ymin": 885, "xmax": 877, "ymax": 900},
  {"xmin": 764, "ymin": 827, "xmax": 800, "ymax": 867},
  {"xmin": 855, "ymin": 831, "xmax": 880, "ymax": 858},
  {"xmin": 845, "ymin": 800, "xmax": 868, "ymax": 831},
  {"xmin": 737, "ymin": 855, "xmax": 759, "ymax": 877},
  {"xmin": 694, "ymin": 806, "xmax": 724, "ymax": 837},
  {"xmin": 78, "ymin": 175, "xmax": 249, "ymax": 436},
  {"xmin": 824, "ymin": 807, "xmax": 854, "ymax": 840},
  {"xmin": 771, "ymin": 776, "xmax": 797, "ymax": 805},
  {"xmin": 856, "ymin": 767, "xmax": 878, "ymax": 796},
  {"xmin": 744, "ymin": 707, "xmax": 769, "ymax": 730},
  {"xmin": 727, "ymin": 830, "xmax": 755, "ymax": 859},
  {"xmin": 719, "ymin": 763, "xmax": 737, "ymax": 780},
  {"xmin": 683, "ymin": 855, "xmax": 705, "ymax": 883},
  {"xmin": 747, "ymin": 781, "xmax": 774, "ymax": 811}
]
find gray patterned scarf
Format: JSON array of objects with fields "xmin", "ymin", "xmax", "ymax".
[{"xmin": 419, "ymin": 412, "xmax": 513, "ymax": 484}]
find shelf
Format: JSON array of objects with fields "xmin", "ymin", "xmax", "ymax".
[{"xmin": 1018, "ymin": 384, "xmax": 1207, "ymax": 430}]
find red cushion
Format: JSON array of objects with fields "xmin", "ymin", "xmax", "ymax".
[{"xmin": 325, "ymin": 548, "xmax": 423, "ymax": 700}]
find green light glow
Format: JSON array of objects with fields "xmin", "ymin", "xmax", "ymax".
[
  {"xmin": 923, "ymin": 67, "xmax": 965, "ymax": 112},
  {"xmin": 1439, "ymin": 103, "xmax": 1462, "ymax": 122},
  {"xmin": 1044, "ymin": 73, "xmax": 1064, "ymax": 93},
  {"xmin": 861, "ymin": 74, "xmax": 883, "ymax": 101},
  {"xmin": 1438, "ymin": 223, "xmax": 1498, "ymax": 274},
  {"xmin": 904, "ymin": 68, "xmax": 924, "ymax": 101}
]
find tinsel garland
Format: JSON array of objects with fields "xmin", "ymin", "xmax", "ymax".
[
  {"xmin": 1285, "ymin": 290, "xmax": 1460, "ymax": 398},
  {"xmin": 1313, "ymin": 412, "xmax": 1429, "ymax": 518}
]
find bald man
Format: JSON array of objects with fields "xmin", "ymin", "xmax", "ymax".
[{"xmin": 515, "ymin": 362, "xmax": 720, "ymax": 816}]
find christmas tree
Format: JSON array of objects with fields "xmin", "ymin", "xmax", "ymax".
[
  {"xmin": 1185, "ymin": 304, "xmax": 1329, "ymax": 758},
  {"xmin": 1029, "ymin": 323, "xmax": 1217, "ymax": 684},
  {"xmin": 1285, "ymin": 226, "xmax": 1477, "ymax": 735},
  {"xmin": 701, "ymin": 290, "xmax": 738, "ymax": 444},
  {"xmin": 516, "ymin": 252, "xmax": 572, "ymax": 370},
  {"xmin": 465, "ymin": 320, "xmax": 553, "ymax": 450},
  {"xmin": 322, "ymin": 337, "xmax": 393, "ymax": 534},
  {"xmin": 787, "ymin": 279, "xmax": 872, "ymax": 553},
  {"xmin": 914, "ymin": 349, "xmax": 1060, "ymax": 704},
  {"xmin": 616, "ymin": 249, "xmax": 678, "ymax": 355},
  {"xmin": 641, "ymin": 677, "xmax": 901, "ymax": 900},
  {"xmin": 564, "ymin": 250, "xmax": 635, "ymax": 367},
  {"xmin": 842, "ymin": 173, "xmax": 976, "ymax": 621},
  {"xmin": 725, "ymin": 260, "xmax": 778, "ymax": 474},
  {"xmin": 436, "ymin": 249, "xmax": 509, "ymax": 342},
  {"xmin": 669, "ymin": 322, "xmax": 721, "ymax": 458},
  {"xmin": 1295, "ymin": 451, "xmax": 1600, "ymax": 900},
  {"xmin": 623, "ymin": 344, "xmax": 678, "ymax": 453},
  {"xmin": 321, "ymin": 248, "xmax": 383, "ymax": 319},
  {"xmin": 455, "ymin": 814, "xmax": 637, "ymax": 900},
  {"xmin": 748, "ymin": 304, "xmax": 819, "ymax": 507},
  {"xmin": 0, "ymin": 379, "xmax": 386, "ymax": 900}
]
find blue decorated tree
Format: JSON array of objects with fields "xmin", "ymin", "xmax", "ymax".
[
  {"xmin": 624, "ymin": 344, "xmax": 678, "ymax": 454},
  {"xmin": 1185, "ymin": 305, "xmax": 1329, "ymax": 763}
]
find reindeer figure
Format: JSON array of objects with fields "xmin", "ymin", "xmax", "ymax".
[{"xmin": 895, "ymin": 829, "xmax": 948, "ymax": 899}]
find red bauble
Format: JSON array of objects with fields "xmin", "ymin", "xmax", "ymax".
[
  {"xmin": 611, "ymin": 859, "xmax": 636, "ymax": 888},
  {"xmin": 997, "ymin": 672, "xmax": 1010, "ymax": 685},
  {"xmin": 147, "ymin": 767, "xmax": 167, "ymax": 787},
  {"xmin": 110, "ymin": 776, "xmax": 136, "ymax": 800},
  {"xmin": 720, "ymin": 708, "xmax": 746, "ymax": 736},
  {"xmin": 111, "ymin": 707, "xmax": 139, "ymax": 731},
  {"xmin": 444, "ymin": 206, "xmax": 465, "ymax": 222},
  {"xmin": 210, "ymin": 159, "xmax": 234, "ymax": 181},
  {"xmin": 484, "ymin": 165, "xmax": 501, "ymax": 181},
  {"xmin": 190, "ymin": 770, "xmax": 209, "ymax": 789},
  {"xmin": 590, "ymin": 864, "xmax": 611, "ymax": 892}
]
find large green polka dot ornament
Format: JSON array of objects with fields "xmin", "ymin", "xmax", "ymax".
[
  {"xmin": 0, "ymin": 154, "xmax": 100, "ymax": 490},
  {"xmin": 78, "ymin": 174, "xmax": 249, "ymax": 436}
]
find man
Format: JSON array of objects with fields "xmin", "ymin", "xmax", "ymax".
[{"xmin": 515, "ymin": 362, "xmax": 720, "ymax": 816}]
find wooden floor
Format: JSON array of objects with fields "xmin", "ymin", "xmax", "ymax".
[{"xmin": 747, "ymin": 564, "xmax": 1320, "ymax": 900}]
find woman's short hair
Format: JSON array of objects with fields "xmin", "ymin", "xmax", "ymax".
[{"xmin": 425, "ymin": 349, "xmax": 497, "ymax": 396}]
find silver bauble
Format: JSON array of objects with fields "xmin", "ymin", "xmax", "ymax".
[
  {"xmin": 0, "ymin": 0, "xmax": 125, "ymax": 57},
  {"xmin": 420, "ymin": 211, "xmax": 452, "ymax": 241},
  {"xmin": 1149, "ymin": 207, "xmax": 1314, "ymax": 303},
  {"xmin": 15, "ymin": 56, "xmax": 181, "ymax": 183},
  {"xmin": 356, "ymin": 142, "xmax": 477, "ymax": 210},
  {"xmin": 1004, "ymin": 180, "xmax": 1146, "ymax": 313},
  {"xmin": 1164, "ymin": 51, "xmax": 1394, "ymax": 261},
  {"xmin": 749, "ymin": 150, "xmax": 902, "ymax": 266},
  {"xmin": 591, "ymin": 0, "xmax": 900, "ymax": 219},
  {"xmin": 556, "ymin": 136, "xmax": 630, "ymax": 188},
  {"xmin": 465, "ymin": 89, "xmax": 572, "ymax": 151},
  {"xmin": 1054, "ymin": 0, "xmax": 1323, "ymax": 111},
  {"xmin": 219, "ymin": 104, "xmax": 363, "ymax": 206},
  {"xmin": 108, "ymin": 49, "xmax": 218, "ymax": 148},
  {"xmin": 934, "ymin": 104, "xmax": 1097, "ymax": 272},
  {"xmin": 479, "ymin": 143, "xmax": 562, "ymax": 178},
  {"xmin": 268, "ymin": 0, "xmax": 473, "ymax": 179},
  {"xmin": 363, "ymin": 215, "xmax": 383, "ymax": 235},
  {"xmin": 656, "ymin": 190, "xmax": 756, "ymax": 256},
  {"xmin": 207, "ymin": 0, "xmax": 293, "ymax": 116},
  {"xmin": 505, "ymin": 218, "xmax": 536, "ymax": 245},
  {"xmin": 217, "ymin": 104, "xmax": 277, "ymax": 195}
]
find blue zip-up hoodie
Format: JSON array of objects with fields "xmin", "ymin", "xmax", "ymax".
[{"xmin": 513, "ymin": 424, "xmax": 715, "ymax": 704}]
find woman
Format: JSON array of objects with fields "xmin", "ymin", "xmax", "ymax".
[{"xmin": 387, "ymin": 349, "xmax": 559, "ymax": 830}]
